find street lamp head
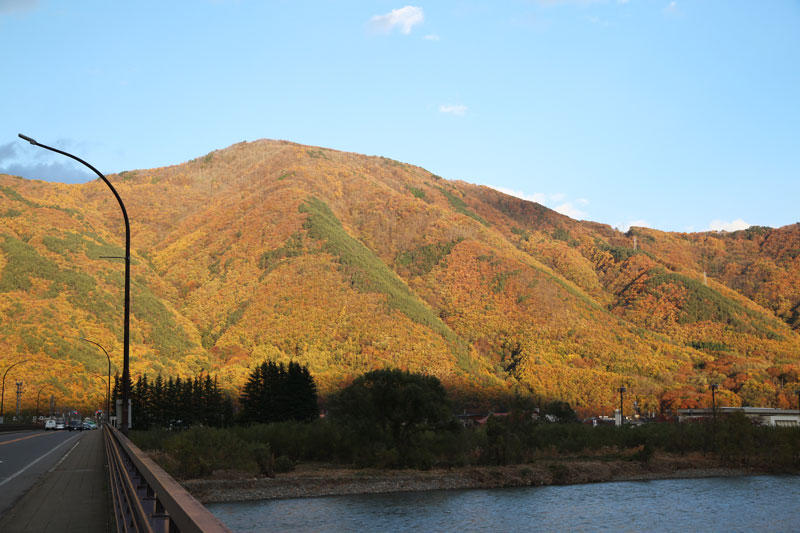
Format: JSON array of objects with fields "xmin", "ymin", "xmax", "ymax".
[
  {"xmin": 18, "ymin": 133, "xmax": 38, "ymax": 146},
  {"xmin": 619, "ymin": 386, "xmax": 627, "ymax": 393},
  {"xmin": 710, "ymin": 383, "xmax": 719, "ymax": 391}
]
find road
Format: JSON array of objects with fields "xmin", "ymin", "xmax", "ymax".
[{"xmin": 0, "ymin": 429, "xmax": 84, "ymax": 517}]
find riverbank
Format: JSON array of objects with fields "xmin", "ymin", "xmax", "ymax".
[{"xmin": 182, "ymin": 452, "xmax": 761, "ymax": 504}]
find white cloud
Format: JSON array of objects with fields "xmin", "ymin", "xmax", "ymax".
[
  {"xmin": 491, "ymin": 186, "xmax": 589, "ymax": 220},
  {"xmin": 439, "ymin": 104, "xmax": 467, "ymax": 116},
  {"xmin": 664, "ymin": 1, "xmax": 678, "ymax": 13},
  {"xmin": 554, "ymin": 202, "xmax": 588, "ymax": 219},
  {"xmin": 423, "ymin": 34, "xmax": 440, "ymax": 41},
  {"xmin": 492, "ymin": 186, "xmax": 547, "ymax": 204},
  {"xmin": 368, "ymin": 6, "xmax": 424, "ymax": 35},
  {"xmin": 708, "ymin": 219, "xmax": 749, "ymax": 232},
  {"xmin": 618, "ymin": 219, "xmax": 650, "ymax": 232}
]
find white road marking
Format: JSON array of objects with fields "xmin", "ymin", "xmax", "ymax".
[
  {"xmin": 0, "ymin": 433, "xmax": 82, "ymax": 488},
  {"xmin": 48, "ymin": 439, "xmax": 81, "ymax": 472}
]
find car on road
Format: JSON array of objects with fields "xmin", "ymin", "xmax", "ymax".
[
  {"xmin": 55, "ymin": 418, "xmax": 65, "ymax": 430},
  {"xmin": 44, "ymin": 418, "xmax": 57, "ymax": 430},
  {"xmin": 68, "ymin": 419, "xmax": 83, "ymax": 431}
]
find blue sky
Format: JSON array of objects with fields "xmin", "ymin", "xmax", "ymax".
[{"xmin": 1, "ymin": 1, "xmax": 798, "ymax": 233}]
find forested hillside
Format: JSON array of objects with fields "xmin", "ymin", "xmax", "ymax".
[{"xmin": 1, "ymin": 139, "xmax": 798, "ymax": 415}]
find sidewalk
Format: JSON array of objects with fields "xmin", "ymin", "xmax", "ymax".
[{"xmin": 0, "ymin": 429, "xmax": 111, "ymax": 532}]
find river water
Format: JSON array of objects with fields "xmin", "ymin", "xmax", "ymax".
[{"xmin": 209, "ymin": 475, "xmax": 800, "ymax": 532}]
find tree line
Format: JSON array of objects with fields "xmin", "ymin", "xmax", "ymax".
[{"xmin": 113, "ymin": 359, "xmax": 318, "ymax": 430}]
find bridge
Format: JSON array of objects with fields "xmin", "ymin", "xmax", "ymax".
[{"xmin": 0, "ymin": 425, "xmax": 230, "ymax": 532}]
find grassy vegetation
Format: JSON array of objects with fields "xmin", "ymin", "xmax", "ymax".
[
  {"xmin": 300, "ymin": 197, "xmax": 455, "ymax": 342},
  {"xmin": 0, "ymin": 186, "xmax": 82, "ymax": 218},
  {"xmin": 646, "ymin": 270, "xmax": 784, "ymax": 339},
  {"xmin": 132, "ymin": 280, "xmax": 194, "ymax": 357},
  {"xmin": 258, "ymin": 232, "xmax": 303, "ymax": 273},
  {"xmin": 436, "ymin": 186, "xmax": 489, "ymax": 226},
  {"xmin": 395, "ymin": 239, "xmax": 461, "ymax": 277},
  {"xmin": 201, "ymin": 300, "xmax": 250, "ymax": 350},
  {"xmin": 42, "ymin": 232, "xmax": 85, "ymax": 255},
  {"xmin": 597, "ymin": 240, "xmax": 654, "ymax": 262},
  {"xmin": 406, "ymin": 185, "xmax": 426, "ymax": 199},
  {"xmin": 491, "ymin": 270, "xmax": 519, "ymax": 294},
  {"xmin": 306, "ymin": 149, "xmax": 329, "ymax": 160},
  {"xmin": 511, "ymin": 226, "xmax": 530, "ymax": 240},
  {"xmin": 131, "ymin": 412, "xmax": 800, "ymax": 476},
  {"xmin": 0, "ymin": 185, "xmax": 42, "ymax": 208},
  {"xmin": 688, "ymin": 340, "xmax": 731, "ymax": 352}
]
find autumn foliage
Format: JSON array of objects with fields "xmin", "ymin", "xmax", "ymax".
[{"xmin": 0, "ymin": 139, "xmax": 798, "ymax": 416}]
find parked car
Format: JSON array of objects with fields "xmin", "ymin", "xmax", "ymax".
[{"xmin": 44, "ymin": 418, "xmax": 57, "ymax": 430}]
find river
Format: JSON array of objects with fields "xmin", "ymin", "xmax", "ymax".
[{"xmin": 209, "ymin": 475, "xmax": 800, "ymax": 532}]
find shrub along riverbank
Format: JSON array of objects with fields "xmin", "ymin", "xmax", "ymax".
[{"xmin": 131, "ymin": 412, "xmax": 800, "ymax": 481}]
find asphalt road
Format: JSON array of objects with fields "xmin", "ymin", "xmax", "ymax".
[{"xmin": 0, "ymin": 429, "xmax": 84, "ymax": 517}]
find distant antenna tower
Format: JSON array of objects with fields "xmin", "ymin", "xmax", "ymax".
[
  {"xmin": 633, "ymin": 235, "xmax": 637, "ymax": 251},
  {"xmin": 703, "ymin": 271, "xmax": 708, "ymax": 286}
]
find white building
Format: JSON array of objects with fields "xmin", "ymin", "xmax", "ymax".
[{"xmin": 677, "ymin": 407, "xmax": 800, "ymax": 427}]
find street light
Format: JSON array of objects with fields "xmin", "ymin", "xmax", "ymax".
[
  {"xmin": 1, "ymin": 359, "xmax": 29, "ymax": 422},
  {"xmin": 710, "ymin": 383, "xmax": 719, "ymax": 423},
  {"xmin": 36, "ymin": 384, "xmax": 50, "ymax": 419},
  {"xmin": 618, "ymin": 386, "xmax": 626, "ymax": 426},
  {"xmin": 20, "ymin": 133, "xmax": 131, "ymax": 434},
  {"xmin": 80, "ymin": 338, "xmax": 113, "ymax": 424}
]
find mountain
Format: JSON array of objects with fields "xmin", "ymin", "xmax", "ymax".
[{"xmin": 1, "ymin": 139, "xmax": 798, "ymax": 415}]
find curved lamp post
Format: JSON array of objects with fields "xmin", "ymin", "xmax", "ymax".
[
  {"xmin": 80, "ymin": 338, "xmax": 112, "ymax": 424},
  {"xmin": 36, "ymin": 384, "xmax": 51, "ymax": 419},
  {"xmin": 1, "ymin": 360, "xmax": 29, "ymax": 422},
  {"xmin": 20, "ymin": 134, "xmax": 131, "ymax": 434},
  {"xmin": 618, "ymin": 386, "xmax": 626, "ymax": 427}
]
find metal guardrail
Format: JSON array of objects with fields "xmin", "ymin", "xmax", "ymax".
[{"xmin": 104, "ymin": 425, "xmax": 231, "ymax": 533}]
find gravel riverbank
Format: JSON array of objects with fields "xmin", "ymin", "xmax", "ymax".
[{"xmin": 182, "ymin": 453, "xmax": 758, "ymax": 504}]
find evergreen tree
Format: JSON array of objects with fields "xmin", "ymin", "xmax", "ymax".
[{"xmin": 238, "ymin": 360, "xmax": 319, "ymax": 424}]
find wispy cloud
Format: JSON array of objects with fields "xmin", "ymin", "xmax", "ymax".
[
  {"xmin": 708, "ymin": 219, "xmax": 749, "ymax": 232},
  {"xmin": 0, "ymin": 141, "xmax": 16, "ymax": 161},
  {"xmin": 439, "ymin": 104, "xmax": 467, "ymax": 116},
  {"xmin": 0, "ymin": 138, "xmax": 92, "ymax": 182},
  {"xmin": 0, "ymin": 0, "xmax": 38, "ymax": 14},
  {"xmin": 423, "ymin": 34, "xmax": 440, "ymax": 41},
  {"xmin": 663, "ymin": 1, "xmax": 679, "ymax": 15},
  {"xmin": 368, "ymin": 6, "xmax": 424, "ymax": 35}
]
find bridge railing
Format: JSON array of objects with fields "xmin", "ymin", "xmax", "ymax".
[{"xmin": 104, "ymin": 424, "xmax": 230, "ymax": 533}]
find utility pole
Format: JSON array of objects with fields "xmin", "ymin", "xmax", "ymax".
[
  {"xmin": 710, "ymin": 383, "xmax": 718, "ymax": 423},
  {"xmin": 16, "ymin": 381, "xmax": 23, "ymax": 417}
]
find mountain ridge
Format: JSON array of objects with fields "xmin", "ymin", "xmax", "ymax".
[{"xmin": 1, "ymin": 138, "xmax": 798, "ymax": 415}]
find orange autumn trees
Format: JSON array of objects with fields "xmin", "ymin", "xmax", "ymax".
[{"xmin": 0, "ymin": 139, "xmax": 799, "ymax": 415}]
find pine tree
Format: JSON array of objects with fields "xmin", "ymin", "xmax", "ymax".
[{"xmin": 238, "ymin": 360, "xmax": 319, "ymax": 424}]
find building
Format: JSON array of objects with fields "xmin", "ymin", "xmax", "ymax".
[{"xmin": 677, "ymin": 407, "xmax": 800, "ymax": 427}]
